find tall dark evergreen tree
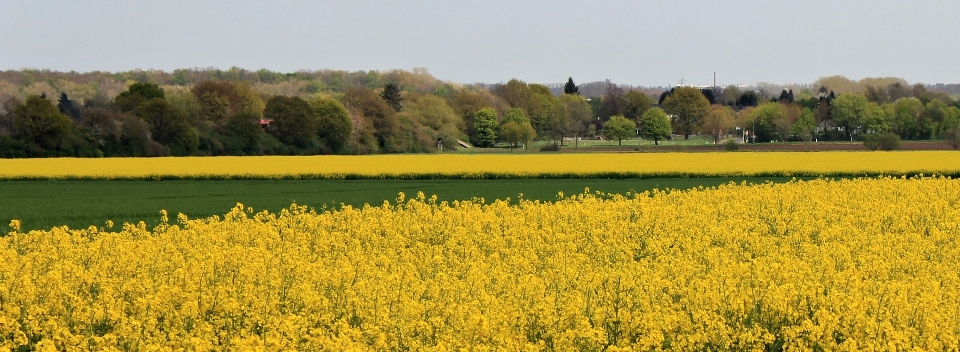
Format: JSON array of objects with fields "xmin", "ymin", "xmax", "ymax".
[
  {"xmin": 779, "ymin": 89, "xmax": 795, "ymax": 103},
  {"xmin": 563, "ymin": 77, "xmax": 579, "ymax": 95},
  {"xmin": 658, "ymin": 90, "xmax": 670, "ymax": 105},
  {"xmin": 737, "ymin": 91, "xmax": 759, "ymax": 107},
  {"xmin": 699, "ymin": 88, "xmax": 717, "ymax": 104},
  {"xmin": 380, "ymin": 83, "xmax": 404, "ymax": 112},
  {"xmin": 57, "ymin": 92, "xmax": 82, "ymax": 123}
]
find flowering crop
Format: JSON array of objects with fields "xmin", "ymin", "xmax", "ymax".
[
  {"xmin": 2, "ymin": 151, "xmax": 960, "ymax": 180},
  {"xmin": 3, "ymin": 177, "xmax": 960, "ymax": 350}
]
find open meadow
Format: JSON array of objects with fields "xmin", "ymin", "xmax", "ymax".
[{"xmin": 3, "ymin": 151, "xmax": 960, "ymax": 350}]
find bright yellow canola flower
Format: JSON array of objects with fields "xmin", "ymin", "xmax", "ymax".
[
  {"xmin": 2, "ymin": 178, "xmax": 960, "ymax": 350},
  {"xmin": 2, "ymin": 151, "xmax": 960, "ymax": 179}
]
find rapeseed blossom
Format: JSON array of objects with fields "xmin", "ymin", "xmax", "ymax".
[
  {"xmin": 2, "ymin": 152, "xmax": 959, "ymax": 179},
  {"xmin": 2, "ymin": 177, "xmax": 959, "ymax": 350}
]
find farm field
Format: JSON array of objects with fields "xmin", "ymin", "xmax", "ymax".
[
  {"xmin": 0, "ymin": 177, "xmax": 804, "ymax": 231},
  {"xmin": 2, "ymin": 151, "xmax": 960, "ymax": 180},
  {"xmin": 3, "ymin": 177, "xmax": 959, "ymax": 350},
  {"xmin": 3, "ymin": 151, "xmax": 960, "ymax": 350}
]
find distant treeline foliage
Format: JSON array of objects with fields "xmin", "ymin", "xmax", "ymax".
[{"xmin": 1, "ymin": 69, "xmax": 959, "ymax": 157}]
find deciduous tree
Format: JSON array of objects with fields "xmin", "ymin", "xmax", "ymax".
[
  {"xmin": 622, "ymin": 90, "xmax": 650, "ymax": 122},
  {"xmin": 501, "ymin": 107, "xmax": 528, "ymax": 125},
  {"xmin": 560, "ymin": 94, "xmax": 592, "ymax": 148},
  {"xmin": 702, "ymin": 105, "xmax": 734, "ymax": 144},
  {"xmin": 223, "ymin": 110, "xmax": 264, "ymax": 154},
  {"xmin": 472, "ymin": 108, "xmax": 498, "ymax": 147},
  {"xmin": 831, "ymin": 94, "xmax": 869, "ymax": 141},
  {"xmin": 749, "ymin": 102, "xmax": 786, "ymax": 143},
  {"xmin": 344, "ymin": 87, "xmax": 400, "ymax": 150},
  {"xmin": 598, "ymin": 84, "xmax": 625, "ymax": 121},
  {"xmin": 310, "ymin": 98, "xmax": 352, "ymax": 153},
  {"xmin": 407, "ymin": 95, "xmax": 460, "ymax": 131},
  {"xmin": 449, "ymin": 90, "xmax": 492, "ymax": 140},
  {"xmin": 134, "ymin": 98, "xmax": 191, "ymax": 147},
  {"xmin": 264, "ymin": 95, "xmax": 318, "ymax": 149},
  {"xmin": 792, "ymin": 108, "xmax": 817, "ymax": 142},
  {"xmin": 662, "ymin": 86, "xmax": 709, "ymax": 139},
  {"xmin": 640, "ymin": 108, "xmax": 671, "ymax": 145},
  {"xmin": 115, "ymin": 82, "xmax": 165, "ymax": 112},
  {"xmin": 14, "ymin": 95, "xmax": 73, "ymax": 149},
  {"xmin": 603, "ymin": 115, "xmax": 635, "ymax": 146},
  {"xmin": 500, "ymin": 121, "xmax": 536, "ymax": 151},
  {"xmin": 720, "ymin": 85, "xmax": 742, "ymax": 106},
  {"xmin": 891, "ymin": 97, "xmax": 923, "ymax": 139}
]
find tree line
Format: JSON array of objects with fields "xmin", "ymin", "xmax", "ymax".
[
  {"xmin": 1, "ymin": 69, "xmax": 959, "ymax": 157},
  {"xmin": 734, "ymin": 82, "xmax": 960, "ymax": 145},
  {"xmin": 0, "ymin": 70, "xmax": 671, "ymax": 157}
]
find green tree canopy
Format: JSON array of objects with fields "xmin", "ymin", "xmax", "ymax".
[
  {"xmin": 598, "ymin": 84, "xmax": 625, "ymax": 121},
  {"xmin": 344, "ymin": 87, "xmax": 399, "ymax": 150},
  {"xmin": 891, "ymin": 97, "xmax": 923, "ymax": 139},
  {"xmin": 622, "ymin": 90, "xmax": 650, "ymax": 121},
  {"xmin": 14, "ymin": 95, "xmax": 73, "ymax": 149},
  {"xmin": 500, "ymin": 120, "xmax": 536, "ymax": 151},
  {"xmin": 264, "ymin": 95, "xmax": 318, "ymax": 149},
  {"xmin": 190, "ymin": 81, "xmax": 265, "ymax": 119},
  {"xmin": 749, "ymin": 102, "xmax": 787, "ymax": 143},
  {"xmin": 134, "ymin": 98, "xmax": 191, "ymax": 147},
  {"xmin": 603, "ymin": 115, "xmax": 636, "ymax": 146},
  {"xmin": 702, "ymin": 105, "xmax": 734, "ymax": 144},
  {"xmin": 197, "ymin": 91, "xmax": 230, "ymax": 122},
  {"xmin": 449, "ymin": 90, "xmax": 493, "ymax": 140},
  {"xmin": 831, "ymin": 93, "xmax": 869, "ymax": 141},
  {"xmin": 115, "ymin": 82, "xmax": 165, "ymax": 112},
  {"xmin": 407, "ymin": 95, "xmax": 460, "ymax": 131},
  {"xmin": 310, "ymin": 98, "xmax": 352, "ymax": 153},
  {"xmin": 223, "ymin": 110, "xmax": 265, "ymax": 155},
  {"xmin": 494, "ymin": 79, "xmax": 533, "ymax": 110},
  {"xmin": 924, "ymin": 99, "xmax": 950, "ymax": 139},
  {"xmin": 560, "ymin": 94, "xmax": 592, "ymax": 148},
  {"xmin": 640, "ymin": 108, "xmax": 671, "ymax": 145},
  {"xmin": 501, "ymin": 107, "xmax": 529, "ymax": 125},
  {"xmin": 472, "ymin": 108, "xmax": 498, "ymax": 147},
  {"xmin": 662, "ymin": 86, "xmax": 710, "ymax": 139},
  {"xmin": 792, "ymin": 108, "xmax": 817, "ymax": 142}
]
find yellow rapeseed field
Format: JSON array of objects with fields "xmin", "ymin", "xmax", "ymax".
[
  {"xmin": 1, "ymin": 151, "xmax": 960, "ymax": 179},
  {"xmin": 3, "ymin": 177, "xmax": 959, "ymax": 350}
]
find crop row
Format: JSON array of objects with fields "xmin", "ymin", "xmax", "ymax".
[{"xmin": 2, "ymin": 152, "xmax": 960, "ymax": 180}]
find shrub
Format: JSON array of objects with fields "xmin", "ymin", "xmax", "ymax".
[
  {"xmin": 863, "ymin": 132, "xmax": 901, "ymax": 151},
  {"xmin": 724, "ymin": 140, "xmax": 740, "ymax": 151},
  {"xmin": 539, "ymin": 143, "xmax": 560, "ymax": 152},
  {"xmin": 946, "ymin": 128, "xmax": 960, "ymax": 150}
]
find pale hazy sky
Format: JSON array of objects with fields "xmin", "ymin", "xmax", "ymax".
[{"xmin": 2, "ymin": 1, "xmax": 959, "ymax": 87}]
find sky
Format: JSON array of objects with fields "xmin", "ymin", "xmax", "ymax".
[{"xmin": 2, "ymin": 0, "xmax": 959, "ymax": 87}]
